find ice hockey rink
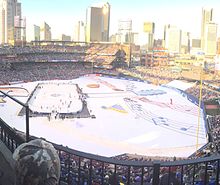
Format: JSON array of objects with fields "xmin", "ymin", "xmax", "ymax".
[{"xmin": 0, "ymin": 74, "xmax": 208, "ymax": 157}]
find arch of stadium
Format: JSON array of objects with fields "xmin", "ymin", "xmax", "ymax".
[{"xmin": 0, "ymin": 73, "xmax": 208, "ymax": 158}]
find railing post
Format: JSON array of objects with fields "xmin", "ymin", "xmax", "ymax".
[
  {"xmin": 89, "ymin": 159, "xmax": 92, "ymax": 185},
  {"xmin": 141, "ymin": 166, "xmax": 144, "ymax": 185},
  {"xmin": 181, "ymin": 165, "xmax": 184, "ymax": 185},
  {"xmin": 127, "ymin": 166, "xmax": 131, "ymax": 185},
  {"xmin": 216, "ymin": 160, "xmax": 219, "ymax": 185},
  {"xmin": 101, "ymin": 162, "xmax": 104, "ymax": 185},
  {"xmin": 193, "ymin": 164, "xmax": 196, "ymax": 184},
  {"xmin": 114, "ymin": 164, "xmax": 117, "ymax": 184},
  {"xmin": 78, "ymin": 157, "xmax": 81, "ymax": 185},
  {"xmin": 25, "ymin": 105, "xmax": 29, "ymax": 142},
  {"xmin": 152, "ymin": 163, "xmax": 160, "ymax": 185},
  {"xmin": 204, "ymin": 162, "xmax": 208, "ymax": 185}
]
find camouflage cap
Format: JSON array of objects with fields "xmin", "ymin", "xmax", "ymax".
[{"xmin": 13, "ymin": 139, "xmax": 60, "ymax": 185}]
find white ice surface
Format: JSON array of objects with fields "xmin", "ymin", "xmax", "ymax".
[{"xmin": 29, "ymin": 82, "xmax": 83, "ymax": 114}]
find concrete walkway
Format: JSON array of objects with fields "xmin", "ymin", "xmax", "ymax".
[{"xmin": 0, "ymin": 140, "xmax": 15, "ymax": 185}]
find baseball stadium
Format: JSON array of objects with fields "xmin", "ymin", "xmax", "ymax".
[{"xmin": 0, "ymin": 43, "xmax": 220, "ymax": 184}]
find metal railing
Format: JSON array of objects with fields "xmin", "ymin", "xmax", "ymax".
[
  {"xmin": 0, "ymin": 118, "xmax": 24, "ymax": 152},
  {"xmin": 0, "ymin": 90, "xmax": 29, "ymax": 141},
  {"xmin": 1, "ymin": 116, "xmax": 220, "ymax": 185}
]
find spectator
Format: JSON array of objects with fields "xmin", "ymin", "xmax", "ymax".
[{"xmin": 13, "ymin": 139, "xmax": 60, "ymax": 185}]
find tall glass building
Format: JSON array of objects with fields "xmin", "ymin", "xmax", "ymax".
[{"xmin": 86, "ymin": 2, "xmax": 110, "ymax": 42}]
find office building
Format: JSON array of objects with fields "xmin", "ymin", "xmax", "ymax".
[
  {"xmin": 217, "ymin": 38, "xmax": 220, "ymax": 55},
  {"xmin": 86, "ymin": 2, "xmax": 110, "ymax": 42},
  {"xmin": 34, "ymin": 25, "xmax": 40, "ymax": 41},
  {"xmin": 14, "ymin": 2, "xmax": 21, "ymax": 42},
  {"xmin": 61, "ymin": 34, "xmax": 71, "ymax": 41},
  {"xmin": 143, "ymin": 22, "xmax": 155, "ymax": 50},
  {"xmin": 0, "ymin": 0, "xmax": 22, "ymax": 44},
  {"xmin": 164, "ymin": 24, "xmax": 181, "ymax": 54},
  {"xmin": 203, "ymin": 22, "xmax": 217, "ymax": 55},
  {"xmin": 146, "ymin": 48, "xmax": 169, "ymax": 67},
  {"xmin": 190, "ymin": 38, "xmax": 205, "ymax": 56},
  {"xmin": 201, "ymin": 8, "xmax": 213, "ymax": 51},
  {"xmin": 154, "ymin": 39, "xmax": 163, "ymax": 48},
  {"xmin": 192, "ymin": 39, "xmax": 201, "ymax": 48},
  {"xmin": 117, "ymin": 19, "xmax": 132, "ymax": 44},
  {"xmin": 181, "ymin": 31, "xmax": 190, "ymax": 54},
  {"xmin": 40, "ymin": 22, "xmax": 51, "ymax": 41},
  {"xmin": 73, "ymin": 21, "xmax": 85, "ymax": 42},
  {"xmin": 109, "ymin": 34, "xmax": 117, "ymax": 42}
]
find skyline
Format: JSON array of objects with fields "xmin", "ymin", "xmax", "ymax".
[{"xmin": 21, "ymin": 0, "xmax": 220, "ymax": 41}]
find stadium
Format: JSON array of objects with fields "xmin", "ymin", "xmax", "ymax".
[{"xmin": 0, "ymin": 43, "xmax": 220, "ymax": 184}]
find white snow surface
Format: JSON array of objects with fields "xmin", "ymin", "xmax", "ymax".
[
  {"xmin": 0, "ymin": 75, "xmax": 207, "ymax": 157},
  {"xmin": 166, "ymin": 80, "xmax": 196, "ymax": 91}
]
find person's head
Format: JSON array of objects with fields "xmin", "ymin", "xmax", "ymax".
[{"xmin": 13, "ymin": 139, "xmax": 60, "ymax": 185}]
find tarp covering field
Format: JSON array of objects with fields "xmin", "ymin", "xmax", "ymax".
[{"xmin": 0, "ymin": 75, "xmax": 207, "ymax": 157}]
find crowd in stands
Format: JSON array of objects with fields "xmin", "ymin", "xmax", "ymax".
[
  {"xmin": 186, "ymin": 84, "xmax": 220, "ymax": 102},
  {"xmin": 59, "ymin": 151, "xmax": 155, "ymax": 185},
  {"xmin": 58, "ymin": 150, "xmax": 219, "ymax": 185},
  {"xmin": 11, "ymin": 129, "xmax": 220, "ymax": 185},
  {"xmin": 208, "ymin": 115, "xmax": 220, "ymax": 153},
  {"xmin": 1, "ymin": 46, "xmax": 220, "ymax": 184},
  {"xmin": 0, "ymin": 45, "xmax": 88, "ymax": 55},
  {"xmin": 118, "ymin": 66, "xmax": 220, "ymax": 102},
  {"xmin": 118, "ymin": 67, "xmax": 181, "ymax": 85},
  {"xmin": 0, "ymin": 45, "xmax": 124, "ymax": 70},
  {"xmin": 0, "ymin": 62, "xmax": 121, "ymax": 85},
  {"xmin": 0, "ymin": 53, "xmax": 87, "ymax": 63}
]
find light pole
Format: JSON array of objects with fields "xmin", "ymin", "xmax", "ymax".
[
  {"xmin": 196, "ymin": 67, "xmax": 203, "ymax": 154},
  {"xmin": 129, "ymin": 31, "xmax": 132, "ymax": 68}
]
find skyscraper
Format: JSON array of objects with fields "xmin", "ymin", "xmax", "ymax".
[
  {"xmin": 204, "ymin": 23, "xmax": 217, "ymax": 55},
  {"xmin": 143, "ymin": 22, "xmax": 155, "ymax": 50},
  {"xmin": 14, "ymin": 2, "xmax": 21, "ymax": 42},
  {"xmin": 0, "ymin": 0, "xmax": 21, "ymax": 44},
  {"xmin": 40, "ymin": 22, "xmax": 51, "ymax": 41},
  {"xmin": 164, "ymin": 25, "xmax": 181, "ymax": 54},
  {"xmin": 73, "ymin": 21, "xmax": 85, "ymax": 42},
  {"xmin": 34, "ymin": 25, "xmax": 40, "ymax": 41},
  {"xmin": 86, "ymin": 2, "xmax": 110, "ymax": 42},
  {"xmin": 118, "ymin": 19, "xmax": 132, "ymax": 44},
  {"xmin": 181, "ymin": 31, "xmax": 190, "ymax": 54},
  {"xmin": 201, "ymin": 8, "xmax": 213, "ymax": 51}
]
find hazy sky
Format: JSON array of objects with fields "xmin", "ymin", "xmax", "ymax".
[{"xmin": 21, "ymin": 0, "xmax": 220, "ymax": 41}]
